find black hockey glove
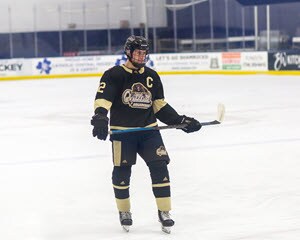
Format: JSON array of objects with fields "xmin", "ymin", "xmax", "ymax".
[
  {"xmin": 91, "ymin": 113, "xmax": 109, "ymax": 140},
  {"xmin": 179, "ymin": 115, "xmax": 202, "ymax": 133}
]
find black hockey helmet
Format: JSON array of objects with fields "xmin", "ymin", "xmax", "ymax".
[{"xmin": 124, "ymin": 35, "xmax": 149, "ymax": 68}]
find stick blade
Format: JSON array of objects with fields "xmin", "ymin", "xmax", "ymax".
[{"xmin": 217, "ymin": 103, "xmax": 225, "ymax": 123}]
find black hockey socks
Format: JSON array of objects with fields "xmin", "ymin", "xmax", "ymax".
[
  {"xmin": 147, "ymin": 160, "xmax": 171, "ymax": 211},
  {"xmin": 112, "ymin": 166, "xmax": 132, "ymax": 212}
]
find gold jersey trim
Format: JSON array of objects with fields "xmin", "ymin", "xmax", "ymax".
[
  {"xmin": 94, "ymin": 98, "xmax": 112, "ymax": 111},
  {"xmin": 153, "ymin": 99, "xmax": 167, "ymax": 114},
  {"xmin": 110, "ymin": 122, "xmax": 157, "ymax": 130},
  {"xmin": 121, "ymin": 64, "xmax": 145, "ymax": 74}
]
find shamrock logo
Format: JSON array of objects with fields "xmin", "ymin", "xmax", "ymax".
[{"xmin": 36, "ymin": 58, "xmax": 52, "ymax": 74}]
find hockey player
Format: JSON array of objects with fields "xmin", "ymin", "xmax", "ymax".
[{"xmin": 91, "ymin": 35, "xmax": 201, "ymax": 233}]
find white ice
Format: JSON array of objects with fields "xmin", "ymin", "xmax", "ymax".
[{"xmin": 0, "ymin": 74, "xmax": 300, "ymax": 240}]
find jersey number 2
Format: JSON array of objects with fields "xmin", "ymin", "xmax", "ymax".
[{"xmin": 98, "ymin": 82, "xmax": 106, "ymax": 93}]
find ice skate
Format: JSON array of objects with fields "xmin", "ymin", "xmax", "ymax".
[
  {"xmin": 158, "ymin": 210, "xmax": 175, "ymax": 234},
  {"xmin": 119, "ymin": 211, "xmax": 132, "ymax": 232}
]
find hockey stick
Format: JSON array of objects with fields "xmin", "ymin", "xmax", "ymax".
[{"xmin": 109, "ymin": 103, "xmax": 225, "ymax": 135}]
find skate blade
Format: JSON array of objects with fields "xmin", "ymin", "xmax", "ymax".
[
  {"xmin": 161, "ymin": 226, "xmax": 171, "ymax": 234},
  {"xmin": 122, "ymin": 225, "xmax": 130, "ymax": 232}
]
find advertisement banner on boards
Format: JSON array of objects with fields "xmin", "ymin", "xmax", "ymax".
[
  {"xmin": 29, "ymin": 51, "xmax": 269, "ymax": 77},
  {"xmin": 31, "ymin": 53, "xmax": 223, "ymax": 75},
  {"xmin": 32, "ymin": 56, "xmax": 118, "ymax": 75},
  {"xmin": 152, "ymin": 53, "xmax": 222, "ymax": 71},
  {"xmin": 268, "ymin": 51, "xmax": 300, "ymax": 71},
  {"xmin": 222, "ymin": 52, "xmax": 268, "ymax": 71},
  {"xmin": 241, "ymin": 52, "xmax": 268, "ymax": 71},
  {"xmin": 222, "ymin": 52, "xmax": 242, "ymax": 70},
  {"xmin": 0, "ymin": 59, "xmax": 32, "ymax": 77}
]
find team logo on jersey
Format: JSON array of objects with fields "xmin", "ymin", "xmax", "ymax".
[
  {"xmin": 122, "ymin": 83, "xmax": 152, "ymax": 109},
  {"xmin": 156, "ymin": 146, "xmax": 168, "ymax": 157}
]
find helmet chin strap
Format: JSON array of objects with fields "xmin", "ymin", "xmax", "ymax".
[
  {"xmin": 131, "ymin": 61, "xmax": 145, "ymax": 69},
  {"xmin": 127, "ymin": 52, "xmax": 146, "ymax": 69}
]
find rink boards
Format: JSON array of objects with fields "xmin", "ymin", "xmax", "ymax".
[{"xmin": 0, "ymin": 51, "xmax": 299, "ymax": 81}]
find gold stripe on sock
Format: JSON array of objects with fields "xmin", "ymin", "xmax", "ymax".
[
  {"xmin": 115, "ymin": 198, "xmax": 131, "ymax": 212},
  {"xmin": 113, "ymin": 184, "xmax": 129, "ymax": 190},
  {"xmin": 152, "ymin": 182, "xmax": 170, "ymax": 188},
  {"xmin": 156, "ymin": 197, "xmax": 171, "ymax": 211}
]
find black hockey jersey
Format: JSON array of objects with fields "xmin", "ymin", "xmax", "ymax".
[{"xmin": 94, "ymin": 65, "xmax": 174, "ymax": 130}]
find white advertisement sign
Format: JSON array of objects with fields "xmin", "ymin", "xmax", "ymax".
[
  {"xmin": 32, "ymin": 55, "xmax": 119, "ymax": 75},
  {"xmin": 241, "ymin": 52, "xmax": 268, "ymax": 71},
  {"xmin": 0, "ymin": 51, "xmax": 270, "ymax": 80},
  {"xmin": 30, "ymin": 52, "xmax": 268, "ymax": 76},
  {"xmin": 0, "ymin": 59, "xmax": 32, "ymax": 77},
  {"xmin": 151, "ymin": 53, "xmax": 222, "ymax": 72},
  {"xmin": 221, "ymin": 52, "xmax": 268, "ymax": 71}
]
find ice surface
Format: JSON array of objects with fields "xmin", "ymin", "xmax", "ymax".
[{"xmin": 0, "ymin": 74, "xmax": 300, "ymax": 240}]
